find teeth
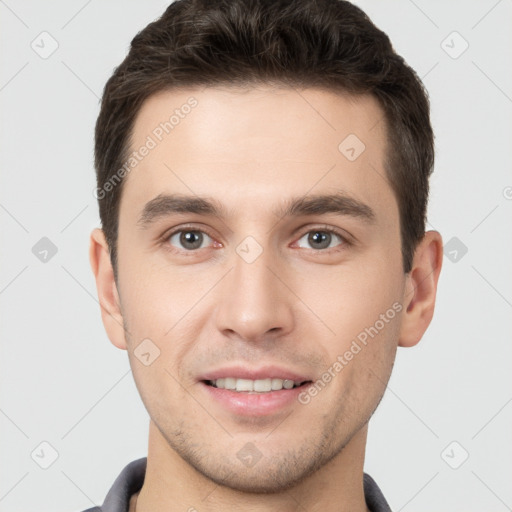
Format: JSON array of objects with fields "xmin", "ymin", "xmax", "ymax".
[
  {"xmin": 236, "ymin": 379, "xmax": 253, "ymax": 392},
  {"xmin": 283, "ymin": 379, "xmax": 294, "ymax": 389},
  {"xmin": 271, "ymin": 378, "xmax": 283, "ymax": 390},
  {"xmin": 254, "ymin": 378, "xmax": 272, "ymax": 392},
  {"xmin": 224, "ymin": 377, "xmax": 236, "ymax": 390},
  {"xmin": 210, "ymin": 378, "xmax": 303, "ymax": 392}
]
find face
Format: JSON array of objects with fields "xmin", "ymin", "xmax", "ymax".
[{"xmin": 114, "ymin": 86, "xmax": 406, "ymax": 492}]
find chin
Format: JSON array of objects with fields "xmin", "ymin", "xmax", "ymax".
[
  {"xmin": 195, "ymin": 462, "xmax": 313, "ymax": 494},
  {"xmin": 181, "ymin": 441, "xmax": 342, "ymax": 495}
]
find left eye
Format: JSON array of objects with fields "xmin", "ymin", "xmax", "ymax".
[
  {"xmin": 168, "ymin": 230, "xmax": 213, "ymax": 250},
  {"xmin": 296, "ymin": 230, "xmax": 345, "ymax": 250}
]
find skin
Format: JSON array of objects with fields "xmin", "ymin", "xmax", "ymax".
[{"xmin": 90, "ymin": 86, "xmax": 442, "ymax": 512}]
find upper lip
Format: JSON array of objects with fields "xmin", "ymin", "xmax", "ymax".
[{"xmin": 199, "ymin": 365, "xmax": 312, "ymax": 383}]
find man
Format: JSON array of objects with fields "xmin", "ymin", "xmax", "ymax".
[{"xmin": 87, "ymin": 0, "xmax": 442, "ymax": 510}]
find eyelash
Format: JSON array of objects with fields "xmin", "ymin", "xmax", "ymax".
[
  {"xmin": 293, "ymin": 226, "xmax": 351, "ymax": 252},
  {"xmin": 160, "ymin": 224, "xmax": 351, "ymax": 255}
]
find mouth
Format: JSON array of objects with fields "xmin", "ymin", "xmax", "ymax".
[
  {"xmin": 198, "ymin": 368, "xmax": 314, "ymax": 416},
  {"xmin": 204, "ymin": 377, "xmax": 311, "ymax": 393}
]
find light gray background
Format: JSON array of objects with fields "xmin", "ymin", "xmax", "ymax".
[{"xmin": 1, "ymin": 1, "xmax": 511, "ymax": 511}]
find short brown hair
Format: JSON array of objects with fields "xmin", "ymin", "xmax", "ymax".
[{"xmin": 94, "ymin": 0, "xmax": 434, "ymax": 276}]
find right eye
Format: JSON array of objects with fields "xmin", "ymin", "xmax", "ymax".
[{"xmin": 167, "ymin": 229, "xmax": 214, "ymax": 251}]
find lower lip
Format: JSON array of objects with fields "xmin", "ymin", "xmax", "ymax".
[{"xmin": 199, "ymin": 382, "xmax": 309, "ymax": 416}]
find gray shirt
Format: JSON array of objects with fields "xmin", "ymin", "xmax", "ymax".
[{"xmin": 80, "ymin": 458, "xmax": 392, "ymax": 512}]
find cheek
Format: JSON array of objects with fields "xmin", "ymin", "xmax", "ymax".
[
  {"xmin": 128, "ymin": 355, "xmax": 194, "ymax": 434},
  {"xmin": 119, "ymin": 256, "xmax": 196, "ymax": 336},
  {"xmin": 119, "ymin": 261, "xmax": 213, "ymax": 387},
  {"xmin": 298, "ymin": 254, "xmax": 404, "ymax": 346}
]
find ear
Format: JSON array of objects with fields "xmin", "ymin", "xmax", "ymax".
[
  {"xmin": 89, "ymin": 228, "xmax": 127, "ymax": 350},
  {"xmin": 399, "ymin": 230, "xmax": 443, "ymax": 347}
]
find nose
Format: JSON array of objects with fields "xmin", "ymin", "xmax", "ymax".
[{"xmin": 214, "ymin": 243, "xmax": 295, "ymax": 343}]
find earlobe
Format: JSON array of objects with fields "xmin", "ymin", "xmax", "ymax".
[
  {"xmin": 89, "ymin": 228, "xmax": 128, "ymax": 350},
  {"xmin": 398, "ymin": 230, "xmax": 443, "ymax": 347}
]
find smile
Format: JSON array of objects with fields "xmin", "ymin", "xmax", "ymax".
[{"xmin": 206, "ymin": 377, "xmax": 309, "ymax": 393}]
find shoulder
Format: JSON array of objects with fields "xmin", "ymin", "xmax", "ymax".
[
  {"xmin": 74, "ymin": 458, "xmax": 147, "ymax": 512},
  {"xmin": 363, "ymin": 473, "xmax": 392, "ymax": 512}
]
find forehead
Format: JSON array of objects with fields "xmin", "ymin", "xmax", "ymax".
[{"xmin": 121, "ymin": 85, "xmax": 395, "ymax": 226}]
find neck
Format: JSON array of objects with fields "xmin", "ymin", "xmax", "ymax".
[{"xmin": 133, "ymin": 421, "xmax": 370, "ymax": 512}]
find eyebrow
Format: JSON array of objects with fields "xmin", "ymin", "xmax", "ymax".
[{"xmin": 137, "ymin": 192, "xmax": 376, "ymax": 228}]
